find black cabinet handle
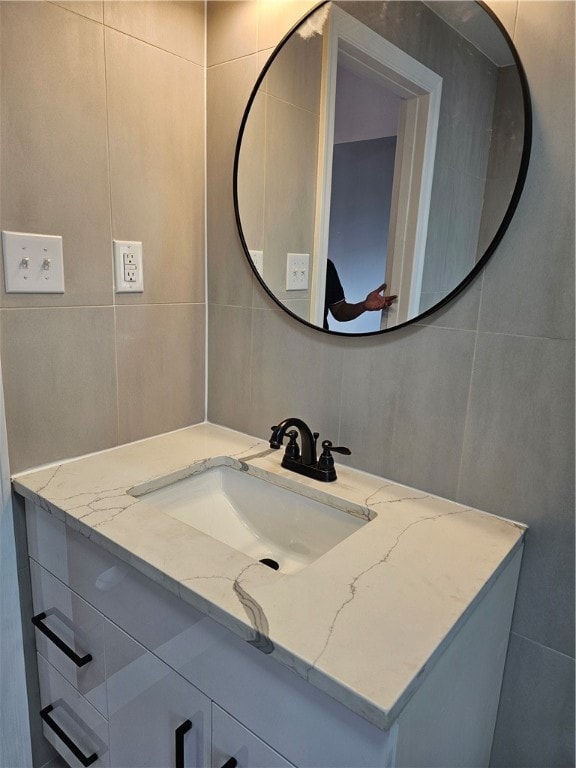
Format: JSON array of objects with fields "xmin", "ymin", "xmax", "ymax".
[
  {"xmin": 220, "ymin": 759, "xmax": 238, "ymax": 768},
  {"xmin": 40, "ymin": 704, "xmax": 98, "ymax": 766},
  {"xmin": 175, "ymin": 719, "xmax": 192, "ymax": 768},
  {"xmin": 32, "ymin": 611, "xmax": 92, "ymax": 667}
]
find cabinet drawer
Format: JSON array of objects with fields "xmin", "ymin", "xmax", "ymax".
[
  {"xmin": 212, "ymin": 705, "xmax": 294, "ymax": 768},
  {"xmin": 30, "ymin": 559, "xmax": 107, "ymax": 717},
  {"xmin": 26, "ymin": 500, "xmax": 204, "ymax": 650},
  {"xmin": 37, "ymin": 653, "xmax": 110, "ymax": 768}
]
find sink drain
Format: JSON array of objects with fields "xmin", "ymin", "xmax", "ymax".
[{"xmin": 259, "ymin": 557, "xmax": 280, "ymax": 571}]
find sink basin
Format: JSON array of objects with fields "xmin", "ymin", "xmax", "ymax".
[{"xmin": 135, "ymin": 465, "xmax": 372, "ymax": 574}]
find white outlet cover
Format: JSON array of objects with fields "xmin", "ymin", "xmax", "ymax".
[
  {"xmin": 286, "ymin": 252, "xmax": 310, "ymax": 291},
  {"xmin": 114, "ymin": 240, "xmax": 143, "ymax": 293},
  {"xmin": 2, "ymin": 231, "xmax": 65, "ymax": 293}
]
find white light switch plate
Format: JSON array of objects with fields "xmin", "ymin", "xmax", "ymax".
[
  {"xmin": 114, "ymin": 240, "xmax": 143, "ymax": 293},
  {"xmin": 286, "ymin": 253, "xmax": 309, "ymax": 291},
  {"xmin": 2, "ymin": 231, "xmax": 65, "ymax": 293},
  {"xmin": 249, "ymin": 250, "xmax": 264, "ymax": 278}
]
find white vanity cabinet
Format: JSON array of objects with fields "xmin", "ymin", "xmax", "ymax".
[
  {"xmin": 24, "ymin": 497, "xmax": 522, "ymax": 768},
  {"xmin": 29, "ymin": 552, "xmax": 212, "ymax": 768}
]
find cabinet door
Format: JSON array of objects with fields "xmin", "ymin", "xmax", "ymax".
[
  {"xmin": 106, "ymin": 620, "xmax": 210, "ymax": 768},
  {"xmin": 212, "ymin": 705, "xmax": 295, "ymax": 768}
]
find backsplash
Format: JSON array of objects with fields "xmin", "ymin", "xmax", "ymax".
[
  {"xmin": 206, "ymin": 1, "xmax": 574, "ymax": 766},
  {"xmin": 0, "ymin": 1, "xmax": 206, "ymax": 472}
]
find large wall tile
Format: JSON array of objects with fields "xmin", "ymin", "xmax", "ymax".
[
  {"xmin": 337, "ymin": 332, "xmax": 407, "ymax": 477},
  {"xmin": 479, "ymin": 0, "xmax": 575, "ymax": 340},
  {"xmin": 249, "ymin": 307, "xmax": 345, "ymax": 445},
  {"xmin": 207, "ymin": 304, "xmax": 253, "ymax": 434},
  {"xmin": 207, "ymin": 1, "xmax": 258, "ymax": 67},
  {"xmin": 0, "ymin": 2, "xmax": 113, "ymax": 308},
  {"xmin": 104, "ymin": 1, "xmax": 205, "ymax": 64},
  {"xmin": 417, "ymin": 276, "xmax": 482, "ymax": 332},
  {"xmin": 340, "ymin": 326, "xmax": 476, "ymax": 497},
  {"xmin": 1, "ymin": 307, "xmax": 118, "ymax": 472},
  {"xmin": 207, "ymin": 57, "xmax": 260, "ymax": 308},
  {"xmin": 106, "ymin": 29, "xmax": 205, "ymax": 306},
  {"xmin": 400, "ymin": 326, "xmax": 473, "ymax": 501},
  {"xmin": 116, "ymin": 304, "xmax": 205, "ymax": 444},
  {"xmin": 257, "ymin": 0, "xmax": 317, "ymax": 51},
  {"xmin": 261, "ymin": 95, "xmax": 319, "ymax": 305},
  {"xmin": 236, "ymin": 90, "xmax": 266, "ymax": 253},
  {"xmin": 490, "ymin": 634, "xmax": 575, "ymax": 767},
  {"xmin": 458, "ymin": 333, "xmax": 574, "ymax": 656}
]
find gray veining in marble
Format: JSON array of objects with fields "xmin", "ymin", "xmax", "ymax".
[{"xmin": 14, "ymin": 424, "xmax": 525, "ymax": 731}]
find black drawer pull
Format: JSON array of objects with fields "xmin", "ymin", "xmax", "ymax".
[
  {"xmin": 175, "ymin": 719, "xmax": 192, "ymax": 768},
  {"xmin": 32, "ymin": 611, "xmax": 92, "ymax": 667},
  {"xmin": 40, "ymin": 704, "xmax": 98, "ymax": 766},
  {"xmin": 221, "ymin": 759, "xmax": 238, "ymax": 768}
]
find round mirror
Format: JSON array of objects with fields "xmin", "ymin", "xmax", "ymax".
[{"xmin": 234, "ymin": 0, "xmax": 531, "ymax": 336}]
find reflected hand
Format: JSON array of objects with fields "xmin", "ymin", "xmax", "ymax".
[{"xmin": 364, "ymin": 283, "xmax": 398, "ymax": 312}]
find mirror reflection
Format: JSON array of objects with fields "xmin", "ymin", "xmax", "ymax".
[{"xmin": 235, "ymin": 0, "xmax": 530, "ymax": 335}]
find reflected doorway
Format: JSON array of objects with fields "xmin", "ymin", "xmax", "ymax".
[
  {"xmin": 309, "ymin": 6, "xmax": 442, "ymax": 332},
  {"xmin": 327, "ymin": 59, "xmax": 400, "ymax": 333}
]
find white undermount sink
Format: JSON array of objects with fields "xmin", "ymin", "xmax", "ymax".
[{"xmin": 134, "ymin": 465, "xmax": 373, "ymax": 574}]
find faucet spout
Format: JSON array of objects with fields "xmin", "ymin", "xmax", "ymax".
[{"xmin": 270, "ymin": 418, "xmax": 317, "ymax": 466}]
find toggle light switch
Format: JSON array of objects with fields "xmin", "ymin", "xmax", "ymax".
[
  {"xmin": 286, "ymin": 252, "xmax": 310, "ymax": 291},
  {"xmin": 2, "ymin": 231, "xmax": 65, "ymax": 293},
  {"xmin": 114, "ymin": 240, "xmax": 143, "ymax": 292}
]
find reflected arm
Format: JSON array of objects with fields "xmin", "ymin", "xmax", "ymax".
[{"xmin": 329, "ymin": 283, "xmax": 397, "ymax": 322}]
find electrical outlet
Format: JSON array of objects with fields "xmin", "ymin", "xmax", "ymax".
[
  {"xmin": 286, "ymin": 253, "xmax": 309, "ymax": 291},
  {"xmin": 123, "ymin": 252, "xmax": 136, "ymax": 266},
  {"xmin": 114, "ymin": 241, "xmax": 143, "ymax": 292},
  {"xmin": 124, "ymin": 266, "xmax": 138, "ymax": 283},
  {"xmin": 2, "ymin": 231, "xmax": 65, "ymax": 293}
]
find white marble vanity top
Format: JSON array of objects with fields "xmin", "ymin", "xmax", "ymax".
[{"xmin": 13, "ymin": 423, "xmax": 525, "ymax": 730}]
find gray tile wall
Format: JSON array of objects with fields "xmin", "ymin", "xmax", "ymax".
[
  {"xmin": 0, "ymin": 1, "xmax": 206, "ymax": 473},
  {"xmin": 207, "ymin": 1, "xmax": 574, "ymax": 765}
]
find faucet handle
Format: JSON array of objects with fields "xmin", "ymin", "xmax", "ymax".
[
  {"xmin": 318, "ymin": 440, "xmax": 351, "ymax": 471},
  {"xmin": 284, "ymin": 430, "xmax": 300, "ymax": 460},
  {"xmin": 321, "ymin": 440, "xmax": 351, "ymax": 456}
]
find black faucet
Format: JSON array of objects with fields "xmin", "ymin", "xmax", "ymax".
[{"xmin": 269, "ymin": 418, "xmax": 351, "ymax": 482}]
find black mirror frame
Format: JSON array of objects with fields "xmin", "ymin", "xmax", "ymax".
[{"xmin": 233, "ymin": 0, "xmax": 532, "ymax": 337}]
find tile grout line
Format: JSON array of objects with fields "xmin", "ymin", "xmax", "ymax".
[
  {"xmin": 102, "ymin": 18, "xmax": 122, "ymax": 449},
  {"xmin": 509, "ymin": 630, "xmax": 576, "ymax": 662},
  {"xmin": 204, "ymin": 0, "xmax": 209, "ymax": 422},
  {"xmin": 455, "ymin": 271, "xmax": 485, "ymax": 501}
]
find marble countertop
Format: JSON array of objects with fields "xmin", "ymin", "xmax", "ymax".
[{"xmin": 13, "ymin": 423, "xmax": 525, "ymax": 730}]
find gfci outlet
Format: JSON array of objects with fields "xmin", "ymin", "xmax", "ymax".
[
  {"xmin": 286, "ymin": 253, "xmax": 310, "ymax": 291},
  {"xmin": 114, "ymin": 241, "xmax": 143, "ymax": 293}
]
